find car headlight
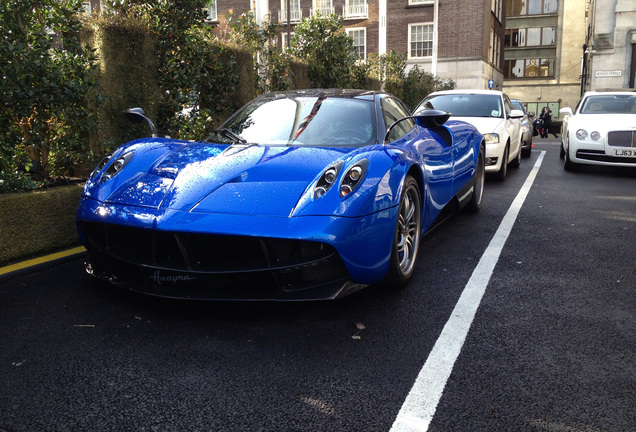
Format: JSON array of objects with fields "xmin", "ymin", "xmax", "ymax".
[
  {"xmin": 314, "ymin": 161, "xmax": 343, "ymax": 199},
  {"xmin": 576, "ymin": 129, "xmax": 588, "ymax": 140},
  {"xmin": 101, "ymin": 151, "xmax": 134, "ymax": 183},
  {"xmin": 340, "ymin": 159, "xmax": 368, "ymax": 198},
  {"xmin": 483, "ymin": 133, "xmax": 500, "ymax": 144},
  {"xmin": 521, "ymin": 123, "xmax": 530, "ymax": 133},
  {"xmin": 590, "ymin": 131, "xmax": 601, "ymax": 141},
  {"xmin": 91, "ymin": 150, "xmax": 116, "ymax": 179}
]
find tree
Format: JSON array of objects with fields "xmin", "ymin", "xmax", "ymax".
[
  {"xmin": 106, "ymin": 0, "xmax": 236, "ymax": 139},
  {"xmin": 402, "ymin": 66, "xmax": 456, "ymax": 110},
  {"xmin": 0, "ymin": 0, "xmax": 100, "ymax": 191},
  {"xmin": 227, "ymin": 10, "xmax": 293, "ymax": 94},
  {"xmin": 289, "ymin": 14, "xmax": 357, "ymax": 88}
]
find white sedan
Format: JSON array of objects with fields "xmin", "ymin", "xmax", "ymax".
[
  {"xmin": 560, "ymin": 91, "xmax": 636, "ymax": 170},
  {"xmin": 415, "ymin": 89, "xmax": 524, "ymax": 181}
]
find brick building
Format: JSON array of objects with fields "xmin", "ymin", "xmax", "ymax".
[
  {"xmin": 81, "ymin": 1, "xmax": 506, "ymax": 89},
  {"xmin": 209, "ymin": 0, "xmax": 506, "ymax": 90}
]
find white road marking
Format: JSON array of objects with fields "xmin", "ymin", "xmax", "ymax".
[{"xmin": 390, "ymin": 151, "xmax": 546, "ymax": 432}]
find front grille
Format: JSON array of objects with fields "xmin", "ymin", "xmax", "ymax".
[
  {"xmin": 79, "ymin": 221, "xmax": 352, "ymax": 297},
  {"xmin": 608, "ymin": 130, "xmax": 636, "ymax": 147},
  {"xmin": 80, "ymin": 221, "xmax": 336, "ymax": 272}
]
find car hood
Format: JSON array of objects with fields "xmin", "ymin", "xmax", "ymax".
[
  {"xmin": 449, "ymin": 116, "xmax": 506, "ymax": 135},
  {"xmin": 568, "ymin": 113, "xmax": 636, "ymax": 131},
  {"xmin": 86, "ymin": 139, "xmax": 356, "ymax": 217}
]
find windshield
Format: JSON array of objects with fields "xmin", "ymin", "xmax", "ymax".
[
  {"xmin": 579, "ymin": 95, "xmax": 636, "ymax": 114},
  {"xmin": 418, "ymin": 94, "xmax": 504, "ymax": 118},
  {"xmin": 214, "ymin": 95, "xmax": 377, "ymax": 147},
  {"xmin": 511, "ymin": 100, "xmax": 526, "ymax": 114}
]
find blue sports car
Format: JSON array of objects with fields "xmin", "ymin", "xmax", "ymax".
[{"xmin": 77, "ymin": 89, "xmax": 485, "ymax": 300}]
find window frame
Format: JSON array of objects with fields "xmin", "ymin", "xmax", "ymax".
[
  {"xmin": 312, "ymin": 0, "xmax": 334, "ymax": 16},
  {"xmin": 408, "ymin": 22, "xmax": 434, "ymax": 60},
  {"xmin": 506, "ymin": 0, "xmax": 558, "ymax": 17},
  {"xmin": 205, "ymin": 0, "xmax": 217, "ymax": 22},
  {"xmin": 280, "ymin": 0, "xmax": 302, "ymax": 23},
  {"xmin": 346, "ymin": 27, "xmax": 367, "ymax": 60},
  {"xmin": 504, "ymin": 58, "xmax": 556, "ymax": 79}
]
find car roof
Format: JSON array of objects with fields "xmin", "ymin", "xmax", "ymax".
[
  {"xmin": 427, "ymin": 89, "xmax": 504, "ymax": 96},
  {"xmin": 259, "ymin": 88, "xmax": 386, "ymax": 101},
  {"xmin": 583, "ymin": 90, "xmax": 636, "ymax": 97}
]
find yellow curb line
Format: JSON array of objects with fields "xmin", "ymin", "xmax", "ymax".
[{"xmin": 0, "ymin": 246, "xmax": 87, "ymax": 277}]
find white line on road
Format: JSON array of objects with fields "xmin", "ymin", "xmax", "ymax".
[{"xmin": 390, "ymin": 151, "xmax": 546, "ymax": 432}]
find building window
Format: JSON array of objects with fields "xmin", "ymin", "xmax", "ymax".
[
  {"xmin": 81, "ymin": 1, "xmax": 91, "ymax": 14},
  {"xmin": 343, "ymin": 0, "xmax": 368, "ymax": 19},
  {"xmin": 492, "ymin": 0, "xmax": 503, "ymax": 22},
  {"xmin": 506, "ymin": 0, "xmax": 558, "ymax": 16},
  {"xmin": 347, "ymin": 28, "xmax": 366, "ymax": 59},
  {"xmin": 312, "ymin": 0, "xmax": 334, "ymax": 17},
  {"xmin": 282, "ymin": 32, "xmax": 295, "ymax": 49},
  {"xmin": 205, "ymin": 0, "xmax": 217, "ymax": 21},
  {"xmin": 280, "ymin": 0, "xmax": 302, "ymax": 23},
  {"xmin": 490, "ymin": 30, "xmax": 502, "ymax": 68},
  {"xmin": 504, "ymin": 58, "xmax": 555, "ymax": 79},
  {"xmin": 496, "ymin": 35, "xmax": 501, "ymax": 68},
  {"xmin": 504, "ymin": 27, "xmax": 556, "ymax": 47},
  {"xmin": 409, "ymin": 23, "xmax": 434, "ymax": 59}
]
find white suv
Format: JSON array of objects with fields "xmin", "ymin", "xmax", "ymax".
[{"xmin": 415, "ymin": 89, "xmax": 524, "ymax": 181}]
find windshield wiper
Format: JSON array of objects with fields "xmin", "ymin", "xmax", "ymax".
[{"xmin": 206, "ymin": 128, "xmax": 247, "ymax": 144}]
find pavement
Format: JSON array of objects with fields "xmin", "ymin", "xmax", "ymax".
[{"xmin": 0, "ymin": 246, "xmax": 86, "ymax": 283}]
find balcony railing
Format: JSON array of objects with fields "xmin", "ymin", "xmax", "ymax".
[
  {"xmin": 310, "ymin": 6, "xmax": 335, "ymax": 17},
  {"xmin": 343, "ymin": 3, "xmax": 368, "ymax": 19},
  {"xmin": 279, "ymin": 9, "xmax": 303, "ymax": 23}
]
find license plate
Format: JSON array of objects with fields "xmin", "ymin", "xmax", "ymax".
[{"xmin": 612, "ymin": 149, "xmax": 635, "ymax": 157}]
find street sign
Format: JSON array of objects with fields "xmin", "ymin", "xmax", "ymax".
[{"xmin": 488, "ymin": 79, "xmax": 495, "ymax": 89}]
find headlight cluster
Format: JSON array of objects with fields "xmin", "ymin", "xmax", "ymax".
[
  {"xmin": 576, "ymin": 129, "xmax": 601, "ymax": 141},
  {"xmin": 521, "ymin": 122, "xmax": 530, "ymax": 133},
  {"xmin": 483, "ymin": 133, "xmax": 500, "ymax": 144},
  {"xmin": 313, "ymin": 159, "xmax": 368, "ymax": 199},
  {"xmin": 91, "ymin": 151, "xmax": 134, "ymax": 183}
]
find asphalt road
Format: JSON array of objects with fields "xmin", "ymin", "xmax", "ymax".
[{"xmin": 1, "ymin": 138, "xmax": 635, "ymax": 432}]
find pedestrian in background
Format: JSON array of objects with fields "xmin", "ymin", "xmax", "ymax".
[{"xmin": 539, "ymin": 107, "xmax": 558, "ymax": 138}]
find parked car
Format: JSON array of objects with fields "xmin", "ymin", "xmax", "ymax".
[
  {"xmin": 415, "ymin": 89, "xmax": 524, "ymax": 181},
  {"xmin": 77, "ymin": 89, "xmax": 485, "ymax": 300},
  {"xmin": 559, "ymin": 91, "xmax": 636, "ymax": 170},
  {"xmin": 511, "ymin": 99, "xmax": 533, "ymax": 157}
]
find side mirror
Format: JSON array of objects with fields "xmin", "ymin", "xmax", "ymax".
[
  {"xmin": 124, "ymin": 107, "xmax": 157, "ymax": 138},
  {"xmin": 509, "ymin": 109, "xmax": 525, "ymax": 119},
  {"xmin": 384, "ymin": 110, "xmax": 451, "ymax": 144},
  {"xmin": 559, "ymin": 107, "xmax": 573, "ymax": 117}
]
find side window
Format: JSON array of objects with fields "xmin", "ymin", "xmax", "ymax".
[
  {"xmin": 503, "ymin": 95, "xmax": 514, "ymax": 116},
  {"xmin": 382, "ymin": 98, "xmax": 414, "ymax": 142}
]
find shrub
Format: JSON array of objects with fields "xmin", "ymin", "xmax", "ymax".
[
  {"xmin": 0, "ymin": 0, "xmax": 101, "ymax": 191},
  {"xmin": 289, "ymin": 14, "xmax": 358, "ymax": 89}
]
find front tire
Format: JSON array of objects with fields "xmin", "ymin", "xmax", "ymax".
[
  {"xmin": 466, "ymin": 144, "xmax": 485, "ymax": 213},
  {"xmin": 383, "ymin": 176, "xmax": 421, "ymax": 288},
  {"xmin": 494, "ymin": 144, "xmax": 509, "ymax": 181},
  {"xmin": 563, "ymin": 145, "xmax": 578, "ymax": 171}
]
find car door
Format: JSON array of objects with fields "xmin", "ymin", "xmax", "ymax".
[
  {"xmin": 381, "ymin": 97, "xmax": 454, "ymax": 226},
  {"xmin": 503, "ymin": 94, "xmax": 522, "ymax": 158}
]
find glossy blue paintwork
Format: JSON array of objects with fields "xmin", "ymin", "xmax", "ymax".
[{"xmin": 77, "ymin": 90, "xmax": 483, "ymax": 297}]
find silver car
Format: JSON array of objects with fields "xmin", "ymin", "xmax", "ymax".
[{"xmin": 511, "ymin": 99, "xmax": 533, "ymax": 157}]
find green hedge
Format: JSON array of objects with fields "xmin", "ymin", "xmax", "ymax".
[{"xmin": 0, "ymin": 185, "xmax": 84, "ymax": 266}]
